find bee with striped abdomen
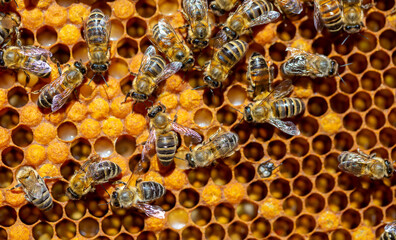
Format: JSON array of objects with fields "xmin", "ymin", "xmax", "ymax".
[
  {"xmin": 182, "ymin": 0, "xmax": 211, "ymax": 50},
  {"xmin": 0, "ymin": 12, "xmax": 21, "ymax": 47},
  {"xmin": 37, "ymin": 61, "xmax": 87, "ymax": 112},
  {"xmin": 247, "ymin": 52, "xmax": 274, "ymax": 100},
  {"xmin": 150, "ymin": 19, "xmax": 194, "ymax": 71},
  {"xmin": 141, "ymin": 103, "xmax": 202, "ymax": 167},
  {"xmin": 313, "ymin": 0, "xmax": 343, "ymax": 32},
  {"xmin": 209, "ymin": 0, "xmax": 239, "ymax": 16},
  {"xmin": 203, "ymin": 39, "xmax": 248, "ymax": 89},
  {"xmin": 280, "ymin": 48, "xmax": 339, "ymax": 79},
  {"xmin": 341, "ymin": 0, "xmax": 371, "ymax": 34},
  {"xmin": 123, "ymin": 45, "xmax": 182, "ymax": 103},
  {"xmin": 257, "ymin": 160, "xmax": 282, "ymax": 178},
  {"xmin": 338, "ymin": 149, "xmax": 394, "ymax": 180},
  {"xmin": 10, "ymin": 166, "xmax": 53, "ymax": 211},
  {"xmin": 273, "ymin": 0, "xmax": 304, "ymax": 17},
  {"xmin": 111, "ymin": 177, "xmax": 166, "ymax": 219},
  {"xmin": 243, "ymin": 79, "xmax": 304, "ymax": 136},
  {"xmin": 66, "ymin": 154, "xmax": 121, "ymax": 200},
  {"xmin": 220, "ymin": 0, "xmax": 280, "ymax": 41},
  {"xmin": 380, "ymin": 221, "xmax": 396, "ymax": 240},
  {"xmin": 84, "ymin": 9, "xmax": 111, "ymax": 84}
]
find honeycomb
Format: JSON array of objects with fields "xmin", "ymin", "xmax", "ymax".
[{"xmin": 0, "ymin": 0, "xmax": 395, "ymax": 239}]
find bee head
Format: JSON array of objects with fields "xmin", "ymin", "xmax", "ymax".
[
  {"xmin": 328, "ymin": 59, "xmax": 338, "ymax": 77},
  {"xmin": 182, "ymin": 57, "xmax": 195, "ymax": 70},
  {"xmin": 66, "ymin": 187, "xmax": 81, "ymax": 200},
  {"xmin": 131, "ymin": 92, "xmax": 148, "ymax": 101},
  {"xmin": 223, "ymin": 27, "xmax": 236, "ymax": 40},
  {"xmin": 203, "ymin": 75, "xmax": 220, "ymax": 89},
  {"xmin": 344, "ymin": 24, "xmax": 362, "ymax": 34},
  {"xmin": 185, "ymin": 152, "xmax": 195, "ymax": 168},
  {"xmin": 384, "ymin": 160, "xmax": 394, "ymax": 178},
  {"xmin": 110, "ymin": 191, "xmax": 120, "ymax": 207},
  {"xmin": 91, "ymin": 63, "xmax": 109, "ymax": 72},
  {"xmin": 74, "ymin": 61, "xmax": 87, "ymax": 75},
  {"xmin": 4, "ymin": 0, "xmax": 10, "ymax": 2},
  {"xmin": 244, "ymin": 104, "xmax": 253, "ymax": 122},
  {"xmin": 209, "ymin": 2, "xmax": 225, "ymax": 15},
  {"xmin": 148, "ymin": 104, "xmax": 165, "ymax": 118},
  {"xmin": 192, "ymin": 39, "xmax": 209, "ymax": 49},
  {"xmin": 0, "ymin": 50, "xmax": 5, "ymax": 66}
]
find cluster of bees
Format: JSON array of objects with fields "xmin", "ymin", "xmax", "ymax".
[{"xmin": 0, "ymin": 0, "xmax": 395, "ymax": 237}]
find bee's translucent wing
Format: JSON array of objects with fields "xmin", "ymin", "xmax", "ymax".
[
  {"xmin": 78, "ymin": 154, "xmax": 101, "ymax": 176},
  {"xmin": 260, "ymin": 79, "xmax": 293, "ymax": 103},
  {"xmin": 139, "ymin": 45, "xmax": 156, "ymax": 74},
  {"xmin": 313, "ymin": 0, "xmax": 324, "ymax": 32},
  {"xmin": 22, "ymin": 46, "xmax": 52, "ymax": 58},
  {"xmin": 51, "ymin": 87, "xmax": 74, "ymax": 112},
  {"xmin": 289, "ymin": 0, "xmax": 303, "ymax": 14},
  {"xmin": 285, "ymin": 47, "xmax": 306, "ymax": 56},
  {"xmin": 385, "ymin": 221, "xmax": 396, "ymax": 233},
  {"xmin": 183, "ymin": 0, "xmax": 208, "ymax": 19},
  {"xmin": 268, "ymin": 118, "xmax": 300, "ymax": 136},
  {"xmin": 156, "ymin": 61, "xmax": 182, "ymax": 83},
  {"xmin": 21, "ymin": 47, "xmax": 52, "ymax": 77},
  {"xmin": 135, "ymin": 203, "xmax": 166, "ymax": 219},
  {"xmin": 249, "ymin": 11, "xmax": 280, "ymax": 28},
  {"xmin": 171, "ymin": 122, "xmax": 202, "ymax": 143},
  {"xmin": 138, "ymin": 129, "xmax": 156, "ymax": 174},
  {"xmin": 338, "ymin": 159, "xmax": 367, "ymax": 177},
  {"xmin": 214, "ymin": 30, "xmax": 228, "ymax": 49}
]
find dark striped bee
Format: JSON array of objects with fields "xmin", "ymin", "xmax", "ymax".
[
  {"xmin": 247, "ymin": 52, "xmax": 274, "ymax": 100},
  {"xmin": 150, "ymin": 18, "xmax": 194, "ymax": 71},
  {"xmin": 111, "ymin": 177, "xmax": 166, "ymax": 219},
  {"xmin": 338, "ymin": 149, "xmax": 394, "ymax": 180},
  {"xmin": 181, "ymin": 0, "xmax": 211, "ymax": 50},
  {"xmin": 84, "ymin": 9, "xmax": 111, "ymax": 84},
  {"xmin": 203, "ymin": 39, "xmax": 248, "ymax": 89},
  {"xmin": 220, "ymin": 0, "xmax": 280, "ymax": 41},
  {"xmin": 0, "ymin": 12, "xmax": 21, "ymax": 47},
  {"xmin": 380, "ymin": 221, "xmax": 396, "ymax": 240},
  {"xmin": 10, "ymin": 166, "xmax": 53, "ymax": 211},
  {"xmin": 243, "ymin": 79, "xmax": 304, "ymax": 136},
  {"xmin": 257, "ymin": 160, "xmax": 282, "ymax": 178},
  {"xmin": 176, "ymin": 129, "xmax": 239, "ymax": 169},
  {"xmin": 66, "ymin": 154, "xmax": 121, "ymax": 200},
  {"xmin": 273, "ymin": 0, "xmax": 303, "ymax": 17},
  {"xmin": 123, "ymin": 45, "xmax": 182, "ymax": 103},
  {"xmin": 0, "ymin": 46, "xmax": 52, "ymax": 79},
  {"xmin": 281, "ymin": 47, "xmax": 339, "ymax": 79},
  {"xmin": 37, "ymin": 61, "xmax": 87, "ymax": 112},
  {"xmin": 141, "ymin": 103, "xmax": 202, "ymax": 167},
  {"xmin": 313, "ymin": 0, "xmax": 343, "ymax": 32},
  {"xmin": 209, "ymin": 0, "xmax": 239, "ymax": 16}
]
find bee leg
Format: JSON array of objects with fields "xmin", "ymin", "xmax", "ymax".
[
  {"xmin": 9, "ymin": 183, "xmax": 22, "ymax": 190},
  {"xmin": 43, "ymin": 176, "xmax": 61, "ymax": 180},
  {"xmin": 122, "ymin": 92, "xmax": 131, "ymax": 104},
  {"xmin": 22, "ymin": 70, "xmax": 30, "ymax": 87},
  {"xmin": 56, "ymin": 62, "xmax": 62, "ymax": 76},
  {"xmin": 130, "ymin": 72, "xmax": 137, "ymax": 77},
  {"xmin": 113, "ymin": 180, "xmax": 127, "ymax": 186},
  {"xmin": 135, "ymin": 178, "xmax": 143, "ymax": 185},
  {"xmin": 73, "ymin": 89, "xmax": 81, "ymax": 103},
  {"xmin": 173, "ymin": 114, "xmax": 178, "ymax": 122}
]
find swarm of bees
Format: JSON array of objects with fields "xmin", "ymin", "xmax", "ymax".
[{"xmin": 3, "ymin": 0, "xmax": 395, "ymax": 235}]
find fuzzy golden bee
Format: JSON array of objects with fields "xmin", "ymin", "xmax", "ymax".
[
  {"xmin": 341, "ymin": 0, "xmax": 371, "ymax": 34},
  {"xmin": 273, "ymin": 0, "xmax": 303, "ymax": 17},
  {"xmin": 84, "ymin": 9, "xmax": 111, "ymax": 83},
  {"xmin": 0, "ymin": 12, "xmax": 21, "ymax": 47},
  {"xmin": 257, "ymin": 160, "xmax": 282, "ymax": 178},
  {"xmin": 150, "ymin": 18, "xmax": 194, "ymax": 71},
  {"xmin": 10, "ymin": 166, "xmax": 53, "ymax": 211},
  {"xmin": 209, "ymin": 0, "xmax": 239, "ymax": 15},
  {"xmin": 338, "ymin": 149, "xmax": 394, "ymax": 180},
  {"xmin": 220, "ymin": 0, "xmax": 280, "ymax": 41},
  {"xmin": 176, "ymin": 129, "xmax": 239, "ymax": 169},
  {"xmin": 380, "ymin": 221, "xmax": 396, "ymax": 240},
  {"xmin": 281, "ymin": 48, "xmax": 339, "ymax": 79},
  {"xmin": 111, "ymin": 178, "xmax": 166, "ymax": 219},
  {"xmin": 123, "ymin": 45, "xmax": 182, "ymax": 103},
  {"xmin": 242, "ymin": 79, "xmax": 304, "ymax": 136},
  {"xmin": 247, "ymin": 52, "xmax": 274, "ymax": 100},
  {"xmin": 141, "ymin": 103, "xmax": 202, "ymax": 167},
  {"xmin": 181, "ymin": 0, "xmax": 211, "ymax": 50},
  {"xmin": 66, "ymin": 154, "xmax": 121, "ymax": 200},
  {"xmin": 36, "ymin": 61, "xmax": 87, "ymax": 112},
  {"xmin": 313, "ymin": 0, "xmax": 343, "ymax": 32},
  {"xmin": 203, "ymin": 39, "xmax": 248, "ymax": 89}
]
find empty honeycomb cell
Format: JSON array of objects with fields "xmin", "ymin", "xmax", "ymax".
[
  {"xmin": 87, "ymin": 197, "xmax": 109, "ymax": 218},
  {"xmin": 126, "ymin": 18, "xmax": 147, "ymax": 39},
  {"xmin": 236, "ymin": 200, "xmax": 258, "ymax": 221},
  {"xmin": 310, "ymin": 232, "xmax": 329, "ymax": 240},
  {"xmin": 363, "ymin": 206, "xmax": 383, "ymax": 226},
  {"xmin": 232, "ymin": 122, "xmax": 252, "ymax": 144},
  {"xmin": 51, "ymin": 180, "xmax": 69, "ymax": 202},
  {"xmin": 214, "ymin": 203, "xmax": 234, "ymax": 224},
  {"xmin": 227, "ymin": 85, "xmax": 247, "ymax": 106},
  {"xmin": 0, "ymin": 206, "xmax": 16, "ymax": 226},
  {"xmin": 191, "ymin": 206, "xmax": 212, "ymax": 226},
  {"xmin": 159, "ymin": 229, "xmax": 180, "ymax": 240},
  {"xmin": 366, "ymin": 12, "xmax": 386, "ymax": 32},
  {"xmin": 71, "ymin": 138, "xmax": 92, "ymax": 160},
  {"xmin": 243, "ymin": 142, "xmax": 264, "ymax": 161},
  {"xmin": 179, "ymin": 188, "xmax": 199, "ymax": 208},
  {"xmin": 269, "ymin": 42, "xmax": 287, "ymax": 62},
  {"xmin": 298, "ymin": 19, "xmax": 317, "ymax": 39},
  {"xmin": 1, "ymin": 146, "xmax": 23, "ymax": 168},
  {"xmin": 234, "ymin": 162, "xmax": 255, "ymax": 183},
  {"xmin": 296, "ymin": 214, "xmax": 316, "ymax": 234},
  {"xmin": 42, "ymin": 203, "xmax": 63, "ymax": 222},
  {"xmin": 293, "ymin": 176, "xmax": 312, "ymax": 196},
  {"xmin": 313, "ymin": 77, "xmax": 337, "ymax": 96},
  {"xmin": 343, "ymin": 112, "xmax": 363, "ymax": 131},
  {"xmin": 323, "ymin": 152, "xmax": 339, "ymax": 173},
  {"xmin": 72, "ymin": 42, "xmax": 89, "ymax": 63},
  {"xmin": 94, "ymin": 137, "xmax": 114, "ymax": 158},
  {"xmin": 65, "ymin": 200, "xmax": 86, "ymax": 220},
  {"xmin": 55, "ymin": 219, "xmax": 76, "ymax": 239},
  {"xmin": 266, "ymin": 140, "xmax": 287, "ymax": 161},
  {"xmin": 108, "ymin": 59, "xmax": 130, "ymax": 80},
  {"xmin": 164, "ymin": 208, "xmax": 187, "ymax": 230},
  {"xmin": 60, "ymin": 160, "xmax": 80, "ymax": 180},
  {"xmin": 365, "ymin": 109, "xmax": 386, "ymax": 130},
  {"xmin": 273, "ymin": 217, "xmax": 294, "ymax": 237},
  {"xmin": 37, "ymin": 26, "xmax": 58, "ymax": 46},
  {"xmin": 330, "ymin": 93, "xmax": 349, "ymax": 113},
  {"xmin": 375, "ymin": 89, "xmax": 394, "ymax": 109},
  {"xmin": 305, "ymin": 193, "xmax": 325, "ymax": 214},
  {"xmin": 379, "ymin": 30, "xmax": 396, "ymax": 50},
  {"xmin": 307, "ymin": 96, "xmax": 328, "ymax": 116},
  {"xmin": 12, "ymin": 125, "xmax": 33, "ymax": 147},
  {"xmin": 341, "ymin": 209, "xmax": 361, "ymax": 229},
  {"xmin": 252, "ymin": 123, "xmax": 275, "ymax": 142},
  {"xmin": 205, "ymin": 223, "xmax": 225, "ymax": 240},
  {"xmin": 122, "ymin": 212, "xmax": 145, "ymax": 234},
  {"xmin": 216, "ymin": 106, "xmax": 237, "ymax": 126},
  {"xmin": 79, "ymin": 217, "xmax": 99, "ymax": 238},
  {"xmin": 181, "ymin": 226, "xmax": 202, "ymax": 240},
  {"xmin": 315, "ymin": 173, "xmax": 335, "ymax": 193},
  {"xmin": 339, "ymin": 73, "xmax": 359, "ymax": 94},
  {"xmin": 302, "ymin": 155, "xmax": 321, "ymax": 176},
  {"xmin": 334, "ymin": 132, "xmax": 353, "ymax": 151},
  {"xmin": 312, "ymin": 135, "xmax": 332, "ymax": 155},
  {"xmin": 129, "ymin": 154, "xmax": 150, "ymax": 175},
  {"xmin": 349, "ymin": 188, "xmax": 370, "ymax": 209},
  {"xmin": 136, "ymin": 0, "xmax": 157, "ymax": 18},
  {"xmin": 361, "ymin": 71, "xmax": 381, "ymax": 91},
  {"xmin": 270, "ymin": 179, "xmax": 290, "ymax": 199},
  {"xmin": 331, "ymin": 229, "xmax": 352, "ymax": 240},
  {"xmin": 102, "ymin": 215, "xmax": 122, "ymax": 236},
  {"xmin": 228, "ymin": 221, "xmax": 249, "ymax": 240},
  {"xmin": 356, "ymin": 32, "xmax": 377, "ymax": 53},
  {"xmin": 347, "ymin": 53, "xmax": 368, "ymax": 74},
  {"xmin": 50, "ymin": 44, "xmax": 71, "ymax": 64},
  {"xmin": 117, "ymin": 38, "xmax": 138, "ymax": 58},
  {"xmin": 297, "ymin": 116, "xmax": 319, "ymax": 137},
  {"xmin": 338, "ymin": 172, "xmax": 359, "ymax": 190},
  {"xmin": 158, "ymin": 0, "xmax": 178, "ymax": 14},
  {"xmin": 32, "ymin": 222, "xmax": 54, "ymax": 240},
  {"xmin": 352, "ymin": 91, "xmax": 372, "ymax": 112},
  {"xmin": 247, "ymin": 180, "xmax": 267, "ymax": 201},
  {"xmin": 357, "ymin": 129, "xmax": 377, "ymax": 149},
  {"xmin": 114, "ymin": 135, "xmax": 136, "ymax": 158},
  {"xmin": 277, "ymin": 20, "xmax": 296, "ymax": 41},
  {"xmin": 384, "ymin": 68, "xmax": 396, "ymax": 88},
  {"xmin": 116, "ymin": 233, "xmax": 134, "ymax": 240},
  {"xmin": 280, "ymin": 158, "xmax": 300, "ymax": 179},
  {"xmin": 57, "ymin": 121, "xmax": 78, "ymax": 142},
  {"xmin": 250, "ymin": 218, "xmax": 270, "ymax": 238},
  {"xmin": 8, "ymin": 87, "xmax": 28, "ymax": 108},
  {"xmin": 283, "ymin": 196, "xmax": 303, "ymax": 216},
  {"xmin": 193, "ymin": 108, "xmax": 213, "ymax": 127},
  {"xmin": 0, "ymin": 71, "xmax": 15, "ymax": 89},
  {"xmin": 372, "ymin": 185, "xmax": 393, "ymax": 207},
  {"xmin": 312, "ymin": 37, "xmax": 332, "ymax": 55},
  {"xmin": 290, "ymin": 137, "xmax": 309, "ymax": 157},
  {"xmin": 370, "ymin": 50, "xmax": 390, "ymax": 70},
  {"xmin": 386, "ymin": 205, "xmax": 396, "ymax": 221},
  {"xmin": 390, "ymin": 108, "xmax": 396, "ymax": 127},
  {"xmin": 19, "ymin": 204, "xmax": 40, "ymax": 225}
]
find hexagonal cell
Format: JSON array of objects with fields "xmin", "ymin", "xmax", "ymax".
[
  {"xmin": 168, "ymin": 208, "xmax": 189, "ymax": 230},
  {"xmin": 296, "ymin": 214, "xmax": 316, "ymax": 234},
  {"xmin": 273, "ymin": 217, "xmax": 294, "ymax": 237},
  {"xmin": 366, "ymin": 12, "xmax": 386, "ymax": 32},
  {"xmin": 247, "ymin": 180, "xmax": 267, "ymax": 201},
  {"xmin": 333, "ymin": 36, "xmax": 353, "ymax": 55},
  {"xmin": 341, "ymin": 209, "xmax": 361, "ymax": 229},
  {"xmin": 270, "ymin": 178, "xmax": 290, "ymax": 199},
  {"xmin": 347, "ymin": 53, "xmax": 368, "ymax": 74},
  {"xmin": 154, "ymin": 190, "xmax": 176, "ymax": 212},
  {"xmin": 228, "ymin": 221, "xmax": 249, "ymax": 240},
  {"xmin": 0, "ymin": 107, "xmax": 19, "ymax": 129},
  {"xmin": 108, "ymin": 58, "xmax": 129, "ymax": 79},
  {"xmin": 65, "ymin": 200, "xmax": 86, "ymax": 220},
  {"xmin": 214, "ymin": 203, "xmax": 234, "ymax": 224},
  {"xmin": 188, "ymin": 168, "xmax": 210, "ymax": 187},
  {"xmin": 36, "ymin": 26, "xmax": 57, "ymax": 46},
  {"xmin": 116, "ymin": 233, "xmax": 135, "ymax": 240},
  {"xmin": 179, "ymin": 188, "xmax": 199, "ymax": 208},
  {"xmin": 386, "ymin": 205, "xmax": 396, "ymax": 222},
  {"xmin": 115, "ymin": 135, "xmax": 136, "ymax": 158},
  {"xmin": 110, "ymin": 19, "xmax": 125, "ymax": 41},
  {"xmin": 236, "ymin": 200, "xmax": 258, "ymax": 221},
  {"xmin": 136, "ymin": 0, "xmax": 157, "ymax": 18},
  {"xmin": 51, "ymin": 180, "xmax": 69, "ymax": 202},
  {"xmin": 122, "ymin": 213, "xmax": 144, "ymax": 234},
  {"xmin": 0, "ymin": 166, "xmax": 13, "ymax": 188},
  {"xmin": 137, "ymin": 231, "xmax": 157, "ymax": 240},
  {"xmin": 50, "ymin": 44, "xmax": 71, "ymax": 64},
  {"xmin": 331, "ymin": 229, "xmax": 352, "ymax": 240},
  {"xmin": 343, "ymin": 112, "xmax": 363, "ymax": 131},
  {"xmin": 277, "ymin": 19, "xmax": 296, "ymax": 41},
  {"xmin": 328, "ymin": 191, "xmax": 348, "ymax": 212},
  {"xmin": 0, "ymin": 71, "xmax": 16, "ymax": 89},
  {"xmin": 313, "ymin": 77, "xmax": 337, "ymax": 96},
  {"xmin": 94, "ymin": 137, "xmax": 114, "ymax": 158},
  {"xmin": 235, "ymin": 162, "xmax": 255, "ymax": 183},
  {"xmin": 324, "ymin": 152, "xmax": 339, "ymax": 173},
  {"xmin": 216, "ymin": 105, "xmax": 238, "ymax": 126},
  {"xmin": 293, "ymin": 176, "xmax": 312, "ymax": 196},
  {"xmin": 72, "ymin": 42, "xmax": 89, "ymax": 62},
  {"xmin": 8, "ymin": 86, "xmax": 28, "ymax": 108},
  {"xmin": 384, "ymin": 68, "xmax": 396, "ymax": 88},
  {"xmin": 283, "ymin": 195, "xmax": 303, "ymax": 217},
  {"xmin": 334, "ymin": 132, "xmax": 353, "ymax": 151},
  {"xmin": 79, "ymin": 217, "xmax": 99, "ymax": 238},
  {"xmin": 379, "ymin": 30, "xmax": 396, "ymax": 50},
  {"xmin": 194, "ymin": 108, "xmax": 213, "ymax": 127},
  {"xmin": 357, "ymin": 129, "xmax": 377, "ymax": 149},
  {"xmin": 102, "ymin": 215, "xmax": 122, "ymax": 236},
  {"xmin": 370, "ymin": 50, "xmax": 390, "ymax": 70},
  {"xmin": 302, "ymin": 155, "xmax": 321, "ymax": 176},
  {"xmin": 298, "ymin": 19, "xmax": 317, "ymax": 39},
  {"xmin": 315, "ymin": 173, "xmax": 335, "ymax": 193},
  {"xmin": 227, "ymin": 85, "xmax": 247, "ymax": 106},
  {"xmin": 363, "ymin": 207, "xmax": 383, "ymax": 226},
  {"xmin": 312, "ymin": 135, "xmax": 332, "ymax": 155},
  {"xmin": 339, "ymin": 73, "xmax": 359, "ymax": 94},
  {"xmin": 361, "ymin": 71, "xmax": 381, "ymax": 91},
  {"xmin": 117, "ymin": 38, "xmax": 138, "ymax": 58},
  {"xmin": 33, "ymin": 222, "xmax": 54, "ymax": 240},
  {"xmin": 1, "ymin": 146, "xmax": 23, "ymax": 168},
  {"xmin": 374, "ymin": 89, "xmax": 394, "ymax": 109},
  {"xmin": 182, "ymin": 226, "xmax": 202, "ymax": 240},
  {"xmin": 307, "ymin": 96, "xmax": 328, "ymax": 116},
  {"xmin": 290, "ymin": 137, "xmax": 309, "ymax": 157},
  {"xmin": 19, "ymin": 204, "xmax": 41, "ymax": 225},
  {"xmin": 205, "ymin": 223, "xmax": 225, "ymax": 240},
  {"xmin": 203, "ymin": 88, "xmax": 224, "ymax": 108},
  {"xmin": 210, "ymin": 163, "xmax": 232, "ymax": 185},
  {"xmin": 86, "ymin": 196, "xmax": 108, "ymax": 218},
  {"xmin": 231, "ymin": 122, "xmax": 252, "ymax": 144},
  {"xmin": 269, "ymin": 42, "xmax": 287, "ymax": 62},
  {"xmin": 60, "ymin": 160, "xmax": 80, "ymax": 181},
  {"xmin": 11, "ymin": 125, "xmax": 33, "ymax": 147},
  {"xmin": 158, "ymin": 0, "xmax": 179, "ymax": 14},
  {"xmin": 372, "ymin": 184, "xmax": 393, "ymax": 207},
  {"xmin": 356, "ymin": 32, "xmax": 377, "ymax": 53},
  {"xmin": 310, "ymin": 232, "xmax": 329, "ymax": 240},
  {"xmin": 305, "ymin": 193, "xmax": 325, "ymax": 214},
  {"xmin": 298, "ymin": 116, "xmax": 319, "ymax": 137},
  {"xmin": 330, "ymin": 93, "xmax": 349, "ymax": 113},
  {"xmin": 313, "ymin": 37, "xmax": 332, "ymax": 55},
  {"xmin": 57, "ymin": 121, "xmax": 78, "ymax": 142},
  {"xmin": 251, "ymin": 218, "xmax": 271, "ymax": 238},
  {"xmin": 191, "ymin": 206, "xmax": 212, "ymax": 226},
  {"xmin": 243, "ymin": 142, "xmax": 264, "ymax": 161},
  {"xmin": 129, "ymin": 154, "xmax": 150, "ymax": 174},
  {"xmin": 56, "ymin": 219, "xmax": 76, "ymax": 239},
  {"xmin": 71, "ymin": 138, "xmax": 92, "ymax": 160},
  {"xmin": 280, "ymin": 158, "xmax": 300, "ymax": 178},
  {"xmin": 252, "ymin": 123, "xmax": 275, "ymax": 142}
]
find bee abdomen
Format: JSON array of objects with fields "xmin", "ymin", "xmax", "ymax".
[
  {"xmin": 380, "ymin": 232, "xmax": 396, "ymax": 240},
  {"xmin": 156, "ymin": 133, "xmax": 178, "ymax": 166},
  {"xmin": 249, "ymin": 52, "xmax": 269, "ymax": 83},
  {"xmin": 218, "ymin": 40, "xmax": 248, "ymax": 67},
  {"xmin": 246, "ymin": 0, "xmax": 273, "ymax": 20},
  {"xmin": 146, "ymin": 56, "xmax": 166, "ymax": 77},
  {"xmin": 318, "ymin": 0, "xmax": 343, "ymax": 32},
  {"xmin": 92, "ymin": 161, "xmax": 121, "ymax": 182},
  {"xmin": 139, "ymin": 181, "xmax": 166, "ymax": 202},
  {"xmin": 0, "ymin": 27, "xmax": 8, "ymax": 44},
  {"xmin": 86, "ymin": 9, "xmax": 107, "ymax": 43},
  {"xmin": 337, "ymin": 152, "xmax": 349, "ymax": 163},
  {"xmin": 213, "ymin": 132, "xmax": 239, "ymax": 157},
  {"xmin": 37, "ymin": 85, "xmax": 57, "ymax": 109},
  {"xmin": 33, "ymin": 189, "xmax": 53, "ymax": 211},
  {"xmin": 272, "ymin": 98, "xmax": 305, "ymax": 119}
]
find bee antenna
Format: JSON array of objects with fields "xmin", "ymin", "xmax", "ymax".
[
  {"xmin": 341, "ymin": 35, "xmax": 350, "ymax": 45},
  {"xmin": 358, "ymin": 33, "xmax": 369, "ymax": 41},
  {"xmin": 339, "ymin": 62, "xmax": 353, "ymax": 67},
  {"xmin": 192, "ymin": 85, "xmax": 206, "ymax": 90},
  {"xmin": 88, "ymin": 74, "xmax": 96, "ymax": 85},
  {"xmin": 229, "ymin": 106, "xmax": 244, "ymax": 115},
  {"xmin": 337, "ymin": 73, "xmax": 346, "ymax": 85},
  {"xmin": 101, "ymin": 74, "xmax": 109, "ymax": 87},
  {"xmin": 99, "ymin": 183, "xmax": 111, "ymax": 198},
  {"xmin": 13, "ymin": 0, "xmax": 18, "ymax": 8},
  {"xmin": 174, "ymin": 156, "xmax": 186, "ymax": 161}
]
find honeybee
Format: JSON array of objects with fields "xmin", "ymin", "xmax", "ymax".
[
  {"xmin": 380, "ymin": 221, "xmax": 396, "ymax": 240},
  {"xmin": 0, "ymin": 45, "xmax": 52, "ymax": 79},
  {"xmin": 209, "ymin": 0, "xmax": 239, "ymax": 15},
  {"xmin": 37, "ymin": 61, "xmax": 87, "ymax": 112},
  {"xmin": 141, "ymin": 103, "xmax": 202, "ymax": 167},
  {"xmin": 84, "ymin": 9, "xmax": 111, "ymax": 84},
  {"xmin": 257, "ymin": 160, "xmax": 282, "ymax": 178},
  {"xmin": 313, "ymin": 0, "xmax": 343, "ymax": 32},
  {"xmin": 10, "ymin": 166, "xmax": 53, "ymax": 211},
  {"xmin": 66, "ymin": 154, "xmax": 122, "ymax": 200},
  {"xmin": 247, "ymin": 52, "xmax": 274, "ymax": 100},
  {"xmin": 203, "ymin": 39, "xmax": 248, "ymax": 89},
  {"xmin": 123, "ymin": 45, "xmax": 182, "ymax": 103},
  {"xmin": 150, "ymin": 19, "xmax": 194, "ymax": 71},
  {"xmin": 176, "ymin": 129, "xmax": 239, "ymax": 169},
  {"xmin": 182, "ymin": 0, "xmax": 211, "ymax": 50},
  {"xmin": 243, "ymin": 79, "xmax": 304, "ymax": 136},
  {"xmin": 220, "ymin": 0, "xmax": 280, "ymax": 41},
  {"xmin": 341, "ymin": 0, "xmax": 370, "ymax": 34},
  {"xmin": 0, "ymin": 12, "xmax": 21, "ymax": 47},
  {"xmin": 281, "ymin": 48, "xmax": 339, "ymax": 79},
  {"xmin": 273, "ymin": 0, "xmax": 304, "ymax": 16},
  {"xmin": 110, "ymin": 178, "xmax": 166, "ymax": 219},
  {"xmin": 338, "ymin": 149, "xmax": 394, "ymax": 180}
]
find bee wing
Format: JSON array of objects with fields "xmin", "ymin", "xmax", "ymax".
[
  {"xmin": 135, "ymin": 203, "xmax": 166, "ymax": 219},
  {"xmin": 313, "ymin": 0, "xmax": 324, "ymax": 32},
  {"xmin": 183, "ymin": 0, "xmax": 208, "ymax": 19},
  {"xmin": 138, "ymin": 129, "xmax": 156, "ymax": 174},
  {"xmin": 22, "ymin": 46, "xmax": 52, "ymax": 58},
  {"xmin": 21, "ymin": 47, "xmax": 52, "ymax": 77},
  {"xmin": 51, "ymin": 87, "xmax": 74, "ymax": 112},
  {"xmin": 338, "ymin": 159, "xmax": 368, "ymax": 177},
  {"xmin": 171, "ymin": 122, "xmax": 202, "ymax": 143},
  {"xmin": 248, "ymin": 11, "xmax": 281, "ymax": 28},
  {"xmin": 268, "ymin": 118, "xmax": 300, "ymax": 136},
  {"xmin": 214, "ymin": 30, "xmax": 228, "ymax": 49},
  {"xmin": 260, "ymin": 79, "xmax": 293, "ymax": 104},
  {"xmin": 155, "ymin": 61, "xmax": 183, "ymax": 83},
  {"xmin": 77, "ymin": 154, "xmax": 101, "ymax": 176},
  {"xmin": 139, "ymin": 45, "xmax": 156, "ymax": 74},
  {"xmin": 285, "ymin": 47, "xmax": 306, "ymax": 56}
]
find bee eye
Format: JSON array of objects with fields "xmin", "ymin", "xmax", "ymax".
[
  {"xmin": 0, "ymin": 60, "xmax": 4, "ymax": 66},
  {"xmin": 193, "ymin": 39, "xmax": 200, "ymax": 45},
  {"xmin": 203, "ymin": 41, "xmax": 208, "ymax": 46}
]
